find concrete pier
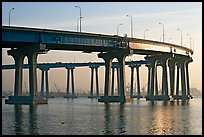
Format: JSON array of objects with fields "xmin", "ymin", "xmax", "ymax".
[
  {"xmin": 64, "ymin": 66, "xmax": 77, "ymax": 98},
  {"xmin": 88, "ymin": 65, "xmax": 100, "ymax": 98},
  {"xmin": 145, "ymin": 54, "xmax": 171, "ymax": 101},
  {"xmin": 5, "ymin": 46, "xmax": 48, "ymax": 104},
  {"xmin": 129, "ymin": 63, "xmax": 142, "ymax": 99},
  {"xmin": 98, "ymin": 50, "xmax": 133, "ymax": 103},
  {"xmin": 39, "ymin": 67, "xmax": 54, "ymax": 98}
]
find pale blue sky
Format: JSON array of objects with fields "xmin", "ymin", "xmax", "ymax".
[{"xmin": 2, "ymin": 2, "xmax": 202, "ymax": 93}]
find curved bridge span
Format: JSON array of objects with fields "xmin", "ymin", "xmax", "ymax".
[
  {"xmin": 2, "ymin": 26, "xmax": 193, "ymax": 55},
  {"xmin": 2, "ymin": 26, "xmax": 194, "ymax": 104}
]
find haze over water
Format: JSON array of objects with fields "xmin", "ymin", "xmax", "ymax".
[{"xmin": 2, "ymin": 97, "xmax": 202, "ymax": 135}]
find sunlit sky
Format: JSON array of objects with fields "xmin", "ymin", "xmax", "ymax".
[{"xmin": 2, "ymin": 2, "xmax": 202, "ymax": 93}]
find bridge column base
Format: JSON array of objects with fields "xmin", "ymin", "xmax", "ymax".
[
  {"xmin": 44, "ymin": 95, "xmax": 54, "ymax": 98},
  {"xmin": 88, "ymin": 96, "xmax": 99, "ymax": 98},
  {"xmin": 145, "ymin": 95, "xmax": 170, "ymax": 101},
  {"xmin": 145, "ymin": 95, "xmax": 193, "ymax": 101},
  {"xmin": 5, "ymin": 96, "xmax": 47, "ymax": 105},
  {"xmin": 172, "ymin": 95, "xmax": 193, "ymax": 100},
  {"xmin": 98, "ymin": 96, "xmax": 133, "ymax": 103},
  {"xmin": 64, "ymin": 95, "xmax": 77, "ymax": 98}
]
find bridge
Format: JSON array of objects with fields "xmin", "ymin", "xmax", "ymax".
[
  {"xmin": 2, "ymin": 61, "xmax": 149, "ymax": 99},
  {"xmin": 2, "ymin": 25, "xmax": 193, "ymax": 104}
]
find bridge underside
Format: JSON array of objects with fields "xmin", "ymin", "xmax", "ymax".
[{"xmin": 2, "ymin": 26, "xmax": 194, "ymax": 104}]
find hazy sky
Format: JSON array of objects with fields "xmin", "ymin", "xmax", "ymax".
[{"xmin": 2, "ymin": 2, "xmax": 202, "ymax": 93}]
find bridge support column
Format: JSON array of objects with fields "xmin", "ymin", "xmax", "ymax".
[
  {"xmin": 135, "ymin": 64, "xmax": 141, "ymax": 99},
  {"xmin": 111, "ymin": 64, "xmax": 120, "ymax": 96},
  {"xmin": 145, "ymin": 56, "xmax": 158, "ymax": 100},
  {"xmin": 5, "ymin": 46, "xmax": 48, "ymax": 104},
  {"xmin": 64, "ymin": 66, "xmax": 76, "ymax": 98},
  {"xmin": 98, "ymin": 53, "xmax": 113, "ymax": 101},
  {"xmin": 145, "ymin": 54, "xmax": 171, "ymax": 101},
  {"xmin": 145, "ymin": 64, "xmax": 151, "ymax": 96},
  {"xmin": 95, "ymin": 66, "xmax": 100, "ymax": 97},
  {"xmin": 45, "ymin": 69, "xmax": 49, "ymax": 97},
  {"xmin": 39, "ymin": 67, "xmax": 53, "ymax": 98},
  {"xmin": 168, "ymin": 57, "xmax": 177, "ymax": 98},
  {"xmin": 129, "ymin": 65, "xmax": 134, "ymax": 98},
  {"xmin": 129, "ymin": 63, "xmax": 141, "ymax": 99},
  {"xmin": 175, "ymin": 56, "xmax": 193, "ymax": 100},
  {"xmin": 40, "ymin": 70, "xmax": 45, "ymax": 96},
  {"xmin": 88, "ymin": 65, "xmax": 100, "ymax": 98},
  {"xmin": 185, "ymin": 57, "xmax": 193, "ymax": 97},
  {"xmin": 116, "ymin": 65, "xmax": 120, "ymax": 96},
  {"xmin": 7, "ymin": 50, "xmax": 26, "ymax": 97},
  {"xmin": 111, "ymin": 66, "xmax": 115, "ymax": 96},
  {"xmin": 176, "ymin": 62, "xmax": 180, "ymax": 98},
  {"xmin": 98, "ymin": 50, "xmax": 132, "ymax": 103}
]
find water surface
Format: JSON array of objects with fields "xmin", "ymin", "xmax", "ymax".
[{"xmin": 2, "ymin": 97, "xmax": 202, "ymax": 135}]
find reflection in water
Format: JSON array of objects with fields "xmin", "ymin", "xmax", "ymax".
[
  {"xmin": 14, "ymin": 104, "xmax": 38, "ymax": 135},
  {"xmin": 29, "ymin": 105, "xmax": 38, "ymax": 135},
  {"xmin": 147, "ymin": 101, "xmax": 190, "ymax": 135},
  {"xmin": 3, "ymin": 98, "xmax": 201, "ymax": 135},
  {"xmin": 14, "ymin": 105, "xmax": 24, "ymax": 135},
  {"xmin": 103, "ymin": 103, "xmax": 127, "ymax": 135}
]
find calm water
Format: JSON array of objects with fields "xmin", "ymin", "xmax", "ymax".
[{"xmin": 2, "ymin": 97, "xmax": 202, "ymax": 135}]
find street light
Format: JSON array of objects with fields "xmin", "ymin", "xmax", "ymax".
[
  {"xmin": 187, "ymin": 33, "xmax": 192, "ymax": 49},
  {"xmin": 75, "ymin": 6, "xmax": 81, "ymax": 33},
  {"xmin": 126, "ymin": 14, "xmax": 133, "ymax": 38},
  {"xmin": 144, "ymin": 29, "xmax": 148, "ymax": 39},
  {"xmin": 117, "ymin": 23, "xmax": 122, "ymax": 36},
  {"xmin": 159, "ymin": 22, "xmax": 164, "ymax": 42},
  {"xmin": 160, "ymin": 34, "xmax": 163, "ymax": 42},
  {"xmin": 9, "ymin": 8, "xmax": 15, "ymax": 27},
  {"xmin": 77, "ymin": 17, "xmax": 82, "ymax": 32},
  {"xmin": 177, "ymin": 29, "xmax": 182, "ymax": 46}
]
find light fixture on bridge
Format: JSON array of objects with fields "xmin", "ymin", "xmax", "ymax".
[
  {"xmin": 117, "ymin": 23, "xmax": 122, "ymax": 36},
  {"xmin": 144, "ymin": 29, "xmax": 148, "ymax": 39},
  {"xmin": 9, "ymin": 7, "xmax": 15, "ymax": 27},
  {"xmin": 126, "ymin": 14, "xmax": 133, "ymax": 38},
  {"xmin": 177, "ymin": 29, "xmax": 183, "ymax": 47},
  {"xmin": 187, "ymin": 33, "xmax": 192, "ymax": 49},
  {"xmin": 77, "ymin": 17, "xmax": 82, "ymax": 32},
  {"xmin": 158, "ymin": 22, "xmax": 164, "ymax": 42},
  {"xmin": 75, "ymin": 6, "xmax": 82, "ymax": 33}
]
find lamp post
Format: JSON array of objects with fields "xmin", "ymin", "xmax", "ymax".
[
  {"xmin": 75, "ymin": 6, "xmax": 81, "ymax": 33},
  {"xmin": 9, "ymin": 8, "xmax": 15, "ymax": 27},
  {"xmin": 187, "ymin": 34, "xmax": 192, "ymax": 49},
  {"xmin": 117, "ymin": 23, "xmax": 122, "ymax": 36},
  {"xmin": 144, "ymin": 29, "xmax": 148, "ymax": 39},
  {"xmin": 160, "ymin": 34, "xmax": 163, "ymax": 42},
  {"xmin": 177, "ymin": 29, "xmax": 182, "ymax": 46},
  {"xmin": 126, "ymin": 14, "xmax": 133, "ymax": 38},
  {"xmin": 77, "ymin": 17, "xmax": 82, "ymax": 32},
  {"xmin": 159, "ymin": 22, "xmax": 164, "ymax": 42}
]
